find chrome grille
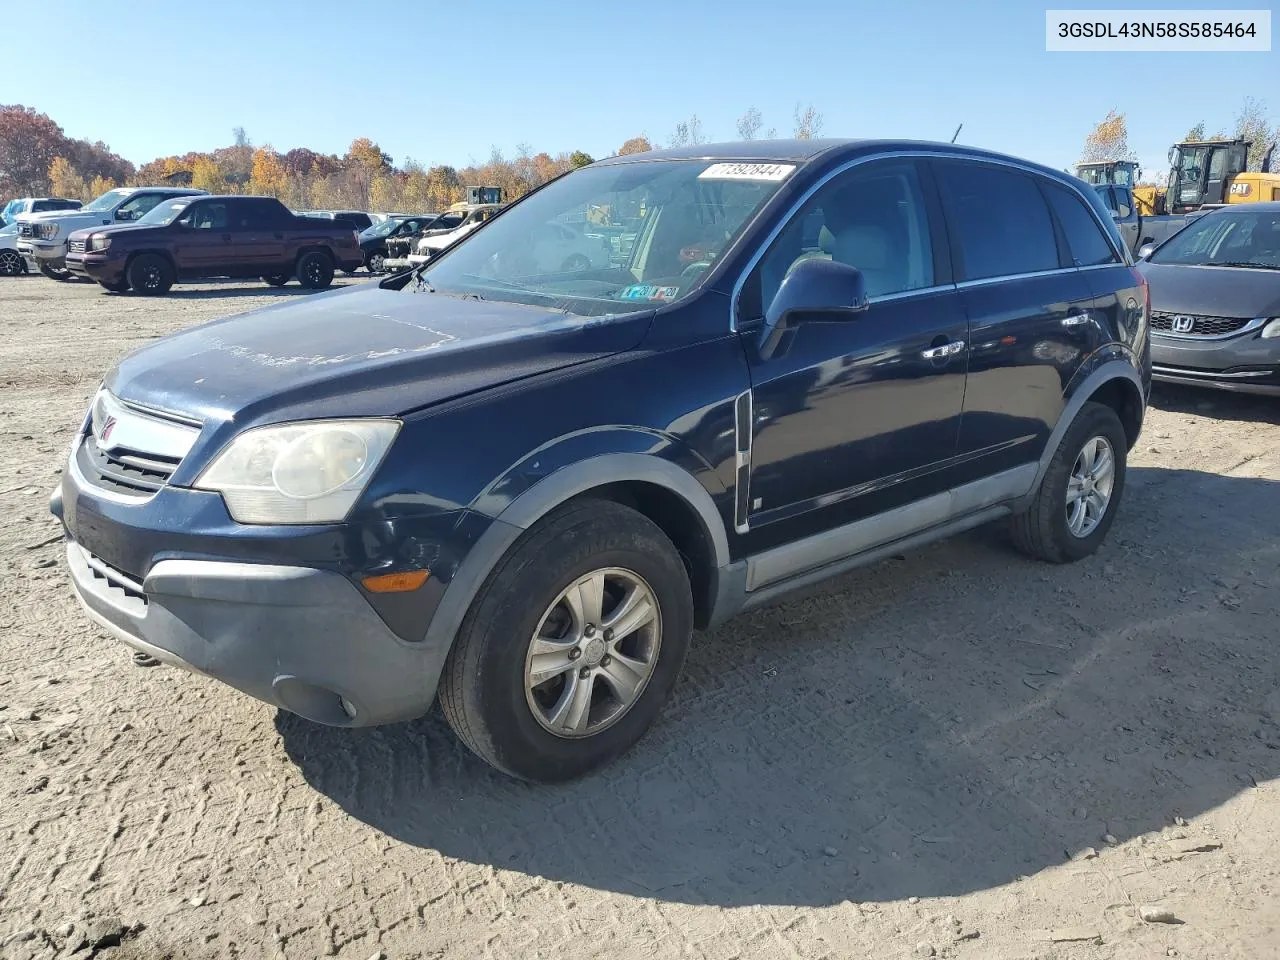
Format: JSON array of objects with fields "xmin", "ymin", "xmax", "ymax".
[
  {"xmin": 1151, "ymin": 312, "xmax": 1252, "ymax": 336},
  {"xmin": 68, "ymin": 238, "xmax": 86, "ymax": 254},
  {"xmin": 76, "ymin": 391, "xmax": 200, "ymax": 497}
]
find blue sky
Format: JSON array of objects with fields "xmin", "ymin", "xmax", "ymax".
[{"xmin": 5, "ymin": 0, "xmax": 1276, "ymax": 178}]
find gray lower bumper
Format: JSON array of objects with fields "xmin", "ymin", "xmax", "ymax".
[{"xmin": 66, "ymin": 541, "xmax": 438, "ymax": 726}]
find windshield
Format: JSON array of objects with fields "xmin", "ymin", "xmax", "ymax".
[
  {"xmin": 138, "ymin": 198, "xmax": 195, "ymax": 226},
  {"xmin": 2, "ymin": 199, "xmax": 25, "ymax": 221},
  {"xmin": 0, "ymin": 220, "xmax": 17, "ymax": 237},
  {"xmin": 1150, "ymin": 210, "xmax": 1280, "ymax": 268},
  {"xmin": 363, "ymin": 218, "xmax": 408, "ymax": 239},
  {"xmin": 82, "ymin": 189, "xmax": 132, "ymax": 214},
  {"xmin": 411, "ymin": 160, "xmax": 793, "ymax": 316}
]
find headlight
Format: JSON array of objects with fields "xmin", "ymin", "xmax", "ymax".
[
  {"xmin": 1262, "ymin": 318, "xmax": 1280, "ymax": 339},
  {"xmin": 38, "ymin": 222, "xmax": 60, "ymax": 239},
  {"xmin": 194, "ymin": 419, "xmax": 400, "ymax": 524},
  {"xmin": 88, "ymin": 234, "xmax": 111, "ymax": 252}
]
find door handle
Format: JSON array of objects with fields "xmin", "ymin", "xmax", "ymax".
[
  {"xmin": 1062, "ymin": 312, "xmax": 1091, "ymax": 327},
  {"xmin": 921, "ymin": 340, "xmax": 966, "ymax": 360}
]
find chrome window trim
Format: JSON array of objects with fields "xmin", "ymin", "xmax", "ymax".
[
  {"xmin": 1150, "ymin": 316, "xmax": 1266, "ymax": 341},
  {"xmin": 730, "ymin": 149, "xmax": 1115, "ymax": 332},
  {"xmin": 955, "ymin": 267, "xmax": 1077, "ymax": 290}
]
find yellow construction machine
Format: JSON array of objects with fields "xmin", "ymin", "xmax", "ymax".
[
  {"xmin": 1075, "ymin": 160, "xmax": 1165, "ymax": 216},
  {"xmin": 1165, "ymin": 139, "xmax": 1279, "ymax": 213}
]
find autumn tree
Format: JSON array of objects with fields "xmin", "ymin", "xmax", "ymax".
[
  {"xmin": 1234, "ymin": 97, "xmax": 1280, "ymax": 172},
  {"xmin": 48, "ymin": 157, "xmax": 89, "ymax": 200},
  {"xmin": 793, "ymin": 103, "xmax": 824, "ymax": 140},
  {"xmin": 617, "ymin": 136, "xmax": 652, "ymax": 156},
  {"xmin": 1081, "ymin": 110, "xmax": 1138, "ymax": 162},
  {"xmin": 1184, "ymin": 122, "xmax": 1206, "ymax": 142},
  {"xmin": 569, "ymin": 151, "xmax": 594, "ymax": 169},
  {"xmin": 737, "ymin": 107, "xmax": 763, "ymax": 141},
  {"xmin": 190, "ymin": 156, "xmax": 226, "ymax": 193},
  {"xmin": 0, "ymin": 105, "xmax": 71, "ymax": 195},
  {"xmin": 249, "ymin": 147, "xmax": 288, "ymax": 197}
]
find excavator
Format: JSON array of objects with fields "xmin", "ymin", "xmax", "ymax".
[{"xmin": 1164, "ymin": 138, "xmax": 1279, "ymax": 213}]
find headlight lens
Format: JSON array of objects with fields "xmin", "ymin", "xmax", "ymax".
[
  {"xmin": 1262, "ymin": 318, "xmax": 1280, "ymax": 339},
  {"xmin": 88, "ymin": 234, "xmax": 111, "ymax": 251},
  {"xmin": 39, "ymin": 223, "xmax": 60, "ymax": 239},
  {"xmin": 194, "ymin": 419, "xmax": 400, "ymax": 524}
]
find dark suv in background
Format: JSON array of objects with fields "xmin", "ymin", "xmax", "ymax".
[
  {"xmin": 53, "ymin": 140, "xmax": 1149, "ymax": 782},
  {"xmin": 64, "ymin": 195, "xmax": 365, "ymax": 293}
]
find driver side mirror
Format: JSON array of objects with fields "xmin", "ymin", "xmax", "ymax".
[
  {"xmin": 115, "ymin": 209, "xmax": 135, "ymax": 222},
  {"xmin": 1137, "ymin": 243, "xmax": 1156, "ymax": 260},
  {"xmin": 759, "ymin": 258, "xmax": 869, "ymax": 360}
]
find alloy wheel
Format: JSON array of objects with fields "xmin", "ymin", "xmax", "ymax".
[
  {"xmin": 524, "ymin": 567, "xmax": 662, "ymax": 738},
  {"xmin": 1065, "ymin": 435, "xmax": 1115, "ymax": 538}
]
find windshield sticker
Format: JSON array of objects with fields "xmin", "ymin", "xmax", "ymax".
[
  {"xmin": 698, "ymin": 162, "xmax": 796, "ymax": 182},
  {"xmin": 619, "ymin": 284, "xmax": 681, "ymax": 301}
]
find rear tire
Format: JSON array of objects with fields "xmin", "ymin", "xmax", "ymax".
[
  {"xmin": 126, "ymin": 254, "xmax": 174, "ymax": 295},
  {"xmin": 0, "ymin": 249, "xmax": 24, "ymax": 276},
  {"xmin": 1010, "ymin": 401, "xmax": 1127, "ymax": 564},
  {"xmin": 296, "ymin": 251, "xmax": 334, "ymax": 289},
  {"xmin": 38, "ymin": 261, "xmax": 74, "ymax": 282},
  {"xmin": 439, "ymin": 499, "xmax": 694, "ymax": 782}
]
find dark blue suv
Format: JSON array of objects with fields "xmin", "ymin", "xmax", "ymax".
[{"xmin": 52, "ymin": 140, "xmax": 1150, "ymax": 782}]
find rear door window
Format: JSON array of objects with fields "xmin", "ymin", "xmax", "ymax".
[
  {"xmin": 933, "ymin": 161, "xmax": 1060, "ymax": 281},
  {"xmin": 1043, "ymin": 183, "xmax": 1120, "ymax": 266}
]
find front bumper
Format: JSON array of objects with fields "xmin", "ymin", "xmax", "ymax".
[
  {"xmin": 1150, "ymin": 327, "xmax": 1280, "ymax": 397},
  {"xmin": 52, "ymin": 441, "xmax": 463, "ymax": 727},
  {"xmin": 17, "ymin": 238, "xmax": 66, "ymax": 269},
  {"xmin": 66, "ymin": 250, "xmax": 126, "ymax": 284}
]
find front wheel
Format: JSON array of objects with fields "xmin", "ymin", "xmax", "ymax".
[
  {"xmin": 439, "ymin": 500, "xmax": 693, "ymax": 782},
  {"xmin": 367, "ymin": 250, "xmax": 386, "ymax": 274},
  {"xmin": 38, "ymin": 261, "xmax": 74, "ymax": 282},
  {"xmin": 296, "ymin": 251, "xmax": 334, "ymax": 289},
  {"xmin": 0, "ymin": 249, "xmax": 25, "ymax": 276},
  {"xmin": 126, "ymin": 254, "xmax": 174, "ymax": 295},
  {"xmin": 1010, "ymin": 401, "xmax": 1128, "ymax": 563}
]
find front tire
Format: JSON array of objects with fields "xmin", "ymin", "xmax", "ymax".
[
  {"xmin": 126, "ymin": 254, "xmax": 174, "ymax": 295},
  {"xmin": 296, "ymin": 251, "xmax": 334, "ymax": 289},
  {"xmin": 38, "ymin": 261, "xmax": 74, "ymax": 282},
  {"xmin": 439, "ymin": 500, "xmax": 693, "ymax": 782},
  {"xmin": 1010, "ymin": 401, "xmax": 1127, "ymax": 564},
  {"xmin": 0, "ymin": 249, "xmax": 25, "ymax": 276}
]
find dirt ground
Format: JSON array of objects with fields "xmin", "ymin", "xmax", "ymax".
[{"xmin": 1, "ymin": 275, "xmax": 1278, "ymax": 960}]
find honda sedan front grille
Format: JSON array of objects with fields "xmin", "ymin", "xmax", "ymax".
[{"xmin": 1151, "ymin": 312, "xmax": 1252, "ymax": 337}]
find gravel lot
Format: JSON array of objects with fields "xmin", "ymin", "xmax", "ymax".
[{"xmin": 1, "ymin": 275, "xmax": 1278, "ymax": 960}]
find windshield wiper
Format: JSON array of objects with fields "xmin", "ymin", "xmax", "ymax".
[{"xmin": 1210, "ymin": 261, "xmax": 1280, "ymax": 270}]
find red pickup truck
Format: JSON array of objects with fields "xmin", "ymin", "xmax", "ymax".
[{"xmin": 64, "ymin": 195, "xmax": 365, "ymax": 294}]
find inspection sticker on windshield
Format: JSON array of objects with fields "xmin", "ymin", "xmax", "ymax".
[
  {"xmin": 619, "ymin": 284, "xmax": 680, "ymax": 301},
  {"xmin": 698, "ymin": 162, "xmax": 796, "ymax": 182}
]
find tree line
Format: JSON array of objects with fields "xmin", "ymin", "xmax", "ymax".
[{"xmin": 1, "ymin": 102, "xmax": 824, "ymax": 213}]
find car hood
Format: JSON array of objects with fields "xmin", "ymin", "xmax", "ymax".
[
  {"xmin": 67, "ymin": 222, "xmax": 165, "ymax": 241},
  {"xmin": 105, "ymin": 283, "xmax": 654, "ymax": 429},
  {"xmin": 1138, "ymin": 261, "xmax": 1280, "ymax": 318},
  {"xmin": 17, "ymin": 209, "xmax": 93, "ymax": 223}
]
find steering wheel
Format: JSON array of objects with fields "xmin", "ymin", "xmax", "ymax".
[{"xmin": 680, "ymin": 260, "xmax": 712, "ymax": 280}]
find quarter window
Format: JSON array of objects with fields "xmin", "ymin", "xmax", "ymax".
[
  {"xmin": 741, "ymin": 159, "xmax": 935, "ymax": 320},
  {"xmin": 934, "ymin": 162, "xmax": 1059, "ymax": 281},
  {"xmin": 1043, "ymin": 183, "xmax": 1119, "ymax": 266}
]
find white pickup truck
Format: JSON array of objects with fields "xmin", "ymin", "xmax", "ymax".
[{"xmin": 16, "ymin": 186, "xmax": 206, "ymax": 280}]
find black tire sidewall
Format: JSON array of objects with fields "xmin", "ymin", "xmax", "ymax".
[
  {"xmin": 1042, "ymin": 404, "xmax": 1128, "ymax": 561},
  {"xmin": 127, "ymin": 255, "xmax": 172, "ymax": 295},
  {"xmin": 453, "ymin": 505, "xmax": 693, "ymax": 781},
  {"xmin": 297, "ymin": 252, "xmax": 334, "ymax": 289}
]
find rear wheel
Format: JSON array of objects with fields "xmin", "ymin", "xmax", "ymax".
[
  {"xmin": 263, "ymin": 274, "xmax": 290, "ymax": 287},
  {"xmin": 126, "ymin": 254, "xmax": 174, "ymax": 295},
  {"xmin": 1010, "ymin": 401, "xmax": 1127, "ymax": 563},
  {"xmin": 38, "ymin": 261, "xmax": 74, "ymax": 282},
  {"xmin": 0, "ymin": 249, "xmax": 24, "ymax": 276},
  {"xmin": 367, "ymin": 250, "xmax": 386, "ymax": 274},
  {"xmin": 296, "ymin": 251, "xmax": 334, "ymax": 289},
  {"xmin": 439, "ymin": 500, "xmax": 693, "ymax": 782}
]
